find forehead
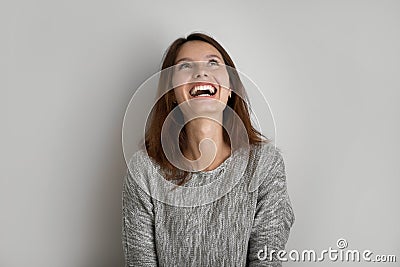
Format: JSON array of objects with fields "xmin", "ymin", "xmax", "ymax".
[{"xmin": 175, "ymin": 40, "xmax": 223, "ymax": 61}]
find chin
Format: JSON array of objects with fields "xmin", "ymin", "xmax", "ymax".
[{"xmin": 179, "ymin": 100, "xmax": 226, "ymax": 119}]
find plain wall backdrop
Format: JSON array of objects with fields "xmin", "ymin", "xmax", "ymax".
[{"xmin": 2, "ymin": 1, "xmax": 399, "ymax": 266}]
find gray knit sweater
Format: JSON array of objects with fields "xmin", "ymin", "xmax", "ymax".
[{"xmin": 122, "ymin": 143, "xmax": 295, "ymax": 266}]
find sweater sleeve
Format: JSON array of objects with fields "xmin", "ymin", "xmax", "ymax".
[
  {"xmin": 247, "ymin": 150, "xmax": 295, "ymax": 267},
  {"xmin": 122, "ymin": 169, "xmax": 158, "ymax": 267}
]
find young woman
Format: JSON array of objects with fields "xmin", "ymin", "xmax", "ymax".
[{"xmin": 122, "ymin": 32, "xmax": 295, "ymax": 266}]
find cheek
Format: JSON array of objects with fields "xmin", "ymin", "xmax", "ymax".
[
  {"xmin": 173, "ymin": 86, "xmax": 187, "ymax": 103},
  {"xmin": 172, "ymin": 71, "xmax": 192, "ymax": 88},
  {"xmin": 213, "ymin": 69, "xmax": 230, "ymax": 90},
  {"xmin": 219, "ymin": 88, "xmax": 230, "ymax": 103}
]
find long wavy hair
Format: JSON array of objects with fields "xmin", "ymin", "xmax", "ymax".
[{"xmin": 145, "ymin": 33, "xmax": 269, "ymax": 186}]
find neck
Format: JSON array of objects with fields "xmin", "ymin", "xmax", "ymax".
[{"xmin": 183, "ymin": 118, "xmax": 231, "ymax": 171}]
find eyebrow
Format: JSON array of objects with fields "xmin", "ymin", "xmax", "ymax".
[{"xmin": 175, "ymin": 54, "xmax": 223, "ymax": 64}]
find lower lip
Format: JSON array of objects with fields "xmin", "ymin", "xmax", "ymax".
[
  {"xmin": 190, "ymin": 91, "xmax": 218, "ymax": 99},
  {"xmin": 191, "ymin": 95, "xmax": 216, "ymax": 99}
]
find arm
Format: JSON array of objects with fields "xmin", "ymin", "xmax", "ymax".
[
  {"xmin": 247, "ymin": 150, "xmax": 295, "ymax": 267},
  {"xmin": 122, "ymin": 170, "xmax": 158, "ymax": 267}
]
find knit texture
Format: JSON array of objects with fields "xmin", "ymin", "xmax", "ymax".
[{"xmin": 122, "ymin": 142, "xmax": 295, "ymax": 266}]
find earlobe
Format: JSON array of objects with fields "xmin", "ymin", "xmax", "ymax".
[
  {"xmin": 172, "ymin": 95, "xmax": 178, "ymax": 104},
  {"xmin": 171, "ymin": 90, "xmax": 178, "ymax": 104}
]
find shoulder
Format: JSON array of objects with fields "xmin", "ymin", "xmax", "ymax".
[
  {"xmin": 124, "ymin": 149, "xmax": 158, "ymax": 195},
  {"xmin": 249, "ymin": 142, "xmax": 285, "ymax": 173},
  {"xmin": 127, "ymin": 149, "xmax": 152, "ymax": 169},
  {"xmin": 247, "ymin": 142, "xmax": 286, "ymax": 192},
  {"xmin": 126, "ymin": 149, "xmax": 160, "ymax": 177}
]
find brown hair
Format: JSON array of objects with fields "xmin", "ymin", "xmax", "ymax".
[{"xmin": 144, "ymin": 32, "xmax": 270, "ymax": 186}]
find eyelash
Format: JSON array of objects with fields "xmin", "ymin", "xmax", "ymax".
[
  {"xmin": 178, "ymin": 62, "xmax": 191, "ymax": 70},
  {"xmin": 208, "ymin": 59, "xmax": 219, "ymax": 66},
  {"xmin": 178, "ymin": 59, "xmax": 220, "ymax": 70}
]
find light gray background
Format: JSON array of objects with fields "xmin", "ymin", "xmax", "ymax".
[{"xmin": 2, "ymin": 1, "xmax": 399, "ymax": 266}]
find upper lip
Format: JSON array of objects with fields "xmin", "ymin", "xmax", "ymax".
[{"xmin": 189, "ymin": 82, "xmax": 218, "ymax": 96}]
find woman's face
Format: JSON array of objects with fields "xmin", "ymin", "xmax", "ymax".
[{"xmin": 171, "ymin": 41, "xmax": 231, "ymax": 117}]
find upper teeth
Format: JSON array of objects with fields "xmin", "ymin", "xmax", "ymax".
[{"xmin": 190, "ymin": 85, "xmax": 216, "ymax": 95}]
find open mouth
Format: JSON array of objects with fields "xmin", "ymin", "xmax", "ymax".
[{"xmin": 189, "ymin": 84, "xmax": 217, "ymax": 97}]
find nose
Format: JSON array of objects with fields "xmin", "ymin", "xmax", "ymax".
[{"xmin": 192, "ymin": 63, "xmax": 208, "ymax": 78}]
